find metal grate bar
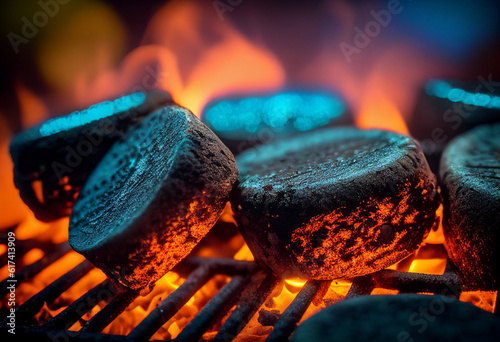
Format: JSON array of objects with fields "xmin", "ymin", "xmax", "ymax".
[
  {"xmin": 128, "ymin": 265, "xmax": 214, "ymax": 340},
  {"xmin": 265, "ymin": 279, "xmax": 331, "ymax": 342},
  {"xmin": 81, "ymin": 287, "xmax": 140, "ymax": 333},
  {"xmin": 0, "ymin": 243, "xmax": 71, "ymax": 298},
  {"xmin": 345, "ymin": 275, "xmax": 375, "ymax": 298},
  {"xmin": 2, "ymin": 260, "xmax": 93, "ymax": 325},
  {"xmin": 214, "ymin": 273, "xmax": 279, "ymax": 342},
  {"xmin": 439, "ymin": 261, "xmax": 462, "ymax": 298},
  {"xmin": 0, "ymin": 238, "xmax": 475, "ymax": 342},
  {"xmin": 371, "ymin": 268, "xmax": 461, "ymax": 294},
  {"xmin": 174, "ymin": 274, "xmax": 250, "ymax": 342},
  {"xmin": 177, "ymin": 256, "xmax": 257, "ymax": 276},
  {"xmin": 42, "ymin": 279, "xmax": 114, "ymax": 330},
  {"xmin": 0, "ymin": 238, "xmax": 61, "ymax": 266}
]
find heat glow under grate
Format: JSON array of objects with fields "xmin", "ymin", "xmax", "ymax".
[{"xmin": 0, "ymin": 222, "xmax": 498, "ymax": 342}]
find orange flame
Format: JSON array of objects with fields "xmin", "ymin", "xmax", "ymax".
[
  {"xmin": 42, "ymin": 0, "xmax": 285, "ymax": 118},
  {"xmin": 142, "ymin": 0, "xmax": 285, "ymax": 117},
  {"xmin": 0, "ymin": 114, "xmax": 29, "ymax": 228},
  {"xmin": 357, "ymin": 86, "xmax": 409, "ymax": 134}
]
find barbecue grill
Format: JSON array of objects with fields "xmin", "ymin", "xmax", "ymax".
[
  {"xmin": 1, "ymin": 0, "xmax": 500, "ymax": 341},
  {"xmin": 2, "ymin": 223, "xmax": 494, "ymax": 341}
]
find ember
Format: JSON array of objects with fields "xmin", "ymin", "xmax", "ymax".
[
  {"xmin": 232, "ymin": 127, "xmax": 439, "ymax": 280},
  {"xmin": 9, "ymin": 90, "xmax": 172, "ymax": 222},
  {"xmin": 1, "ymin": 0, "xmax": 500, "ymax": 341},
  {"xmin": 69, "ymin": 105, "xmax": 238, "ymax": 290}
]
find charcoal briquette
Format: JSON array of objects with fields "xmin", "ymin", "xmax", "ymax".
[
  {"xmin": 440, "ymin": 123, "xmax": 500, "ymax": 290},
  {"xmin": 9, "ymin": 90, "xmax": 173, "ymax": 222},
  {"xmin": 232, "ymin": 127, "xmax": 439, "ymax": 280},
  {"xmin": 69, "ymin": 105, "xmax": 238, "ymax": 290},
  {"xmin": 291, "ymin": 295, "xmax": 500, "ymax": 341}
]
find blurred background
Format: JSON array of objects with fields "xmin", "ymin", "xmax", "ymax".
[{"xmin": 1, "ymin": 0, "xmax": 500, "ymax": 227}]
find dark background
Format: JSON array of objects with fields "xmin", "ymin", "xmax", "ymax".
[{"xmin": 1, "ymin": 0, "xmax": 499, "ymax": 134}]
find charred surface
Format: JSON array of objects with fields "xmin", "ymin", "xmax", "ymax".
[
  {"xmin": 290, "ymin": 295, "xmax": 500, "ymax": 342},
  {"xmin": 9, "ymin": 90, "xmax": 173, "ymax": 222},
  {"xmin": 69, "ymin": 106, "xmax": 238, "ymax": 290},
  {"xmin": 440, "ymin": 123, "xmax": 500, "ymax": 290},
  {"xmin": 232, "ymin": 127, "xmax": 439, "ymax": 280}
]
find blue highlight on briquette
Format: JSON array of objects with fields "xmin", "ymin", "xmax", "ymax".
[
  {"xmin": 204, "ymin": 92, "xmax": 345, "ymax": 135},
  {"xmin": 40, "ymin": 92, "xmax": 146, "ymax": 136},
  {"xmin": 425, "ymin": 80, "xmax": 500, "ymax": 109}
]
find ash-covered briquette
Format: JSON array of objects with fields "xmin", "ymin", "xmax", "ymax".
[
  {"xmin": 232, "ymin": 127, "xmax": 439, "ymax": 280},
  {"xmin": 440, "ymin": 123, "xmax": 500, "ymax": 290},
  {"xmin": 410, "ymin": 79, "xmax": 500, "ymax": 173},
  {"xmin": 9, "ymin": 90, "xmax": 173, "ymax": 222},
  {"xmin": 201, "ymin": 91, "xmax": 352, "ymax": 156},
  {"xmin": 69, "ymin": 106, "xmax": 238, "ymax": 290},
  {"xmin": 290, "ymin": 295, "xmax": 500, "ymax": 342}
]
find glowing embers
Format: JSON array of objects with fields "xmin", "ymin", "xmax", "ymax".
[
  {"xmin": 0, "ymin": 219, "xmax": 498, "ymax": 342},
  {"xmin": 68, "ymin": 106, "xmax": 238, "ymax": 290},
  {"xmin": 232, "ymin": 127, "xmax": 439, "ymax": 280},
  {"xmin": 201, "ymin": 91, "xmax": 351, "ymax": 154},
  {"xmin": 223, "ymin": 241, "xmax": 497, "ymax": 342}
]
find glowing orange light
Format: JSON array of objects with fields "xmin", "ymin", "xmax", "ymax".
[
  {"xmin": 285, "ymin": 278, "xmax": 307, "ymax": 288},
  {"xmin": 0, "ymin": 114, "xmax": 30, "ymax": 228},
  {"xmin": 424, "ymin": 204, "xmax": 446, "ymax": 244},
  {"xmin": 408, "ymin": 258, "xmax": 447, "ymax": 275},
  {"xmin": 357, "ymin": 84, "xmax": 409, "ymax": 135},
  {"xmin": 459, "ymin": 291, "xmax": 497, "ymax": 314},
  {"xmin": 141, "ymin": 0, "xmax": 285, "ymax": 117},
  {"xmin": 15, "ymin": 83, "xmax": 49, "ymax": 128},
  {"xmin": 233, "ymin": 243, "xmax": 254, "ymax": 261}
]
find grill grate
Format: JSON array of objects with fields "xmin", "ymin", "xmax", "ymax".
[{"xmin": 0, "ymin": 229, "xmax": 493, "ymax": 342}]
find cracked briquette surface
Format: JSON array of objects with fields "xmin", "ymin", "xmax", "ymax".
[
  {"xmin": 69, "ymin": 105, "xmax": 238, "ymax": 290},
  {"xmin": 9, "ymin": 90, "xmax": 173, "ymax": 222},
  {"xmin": 232, "ymin": 127, "xmax": 439, "ymax": 280}
]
